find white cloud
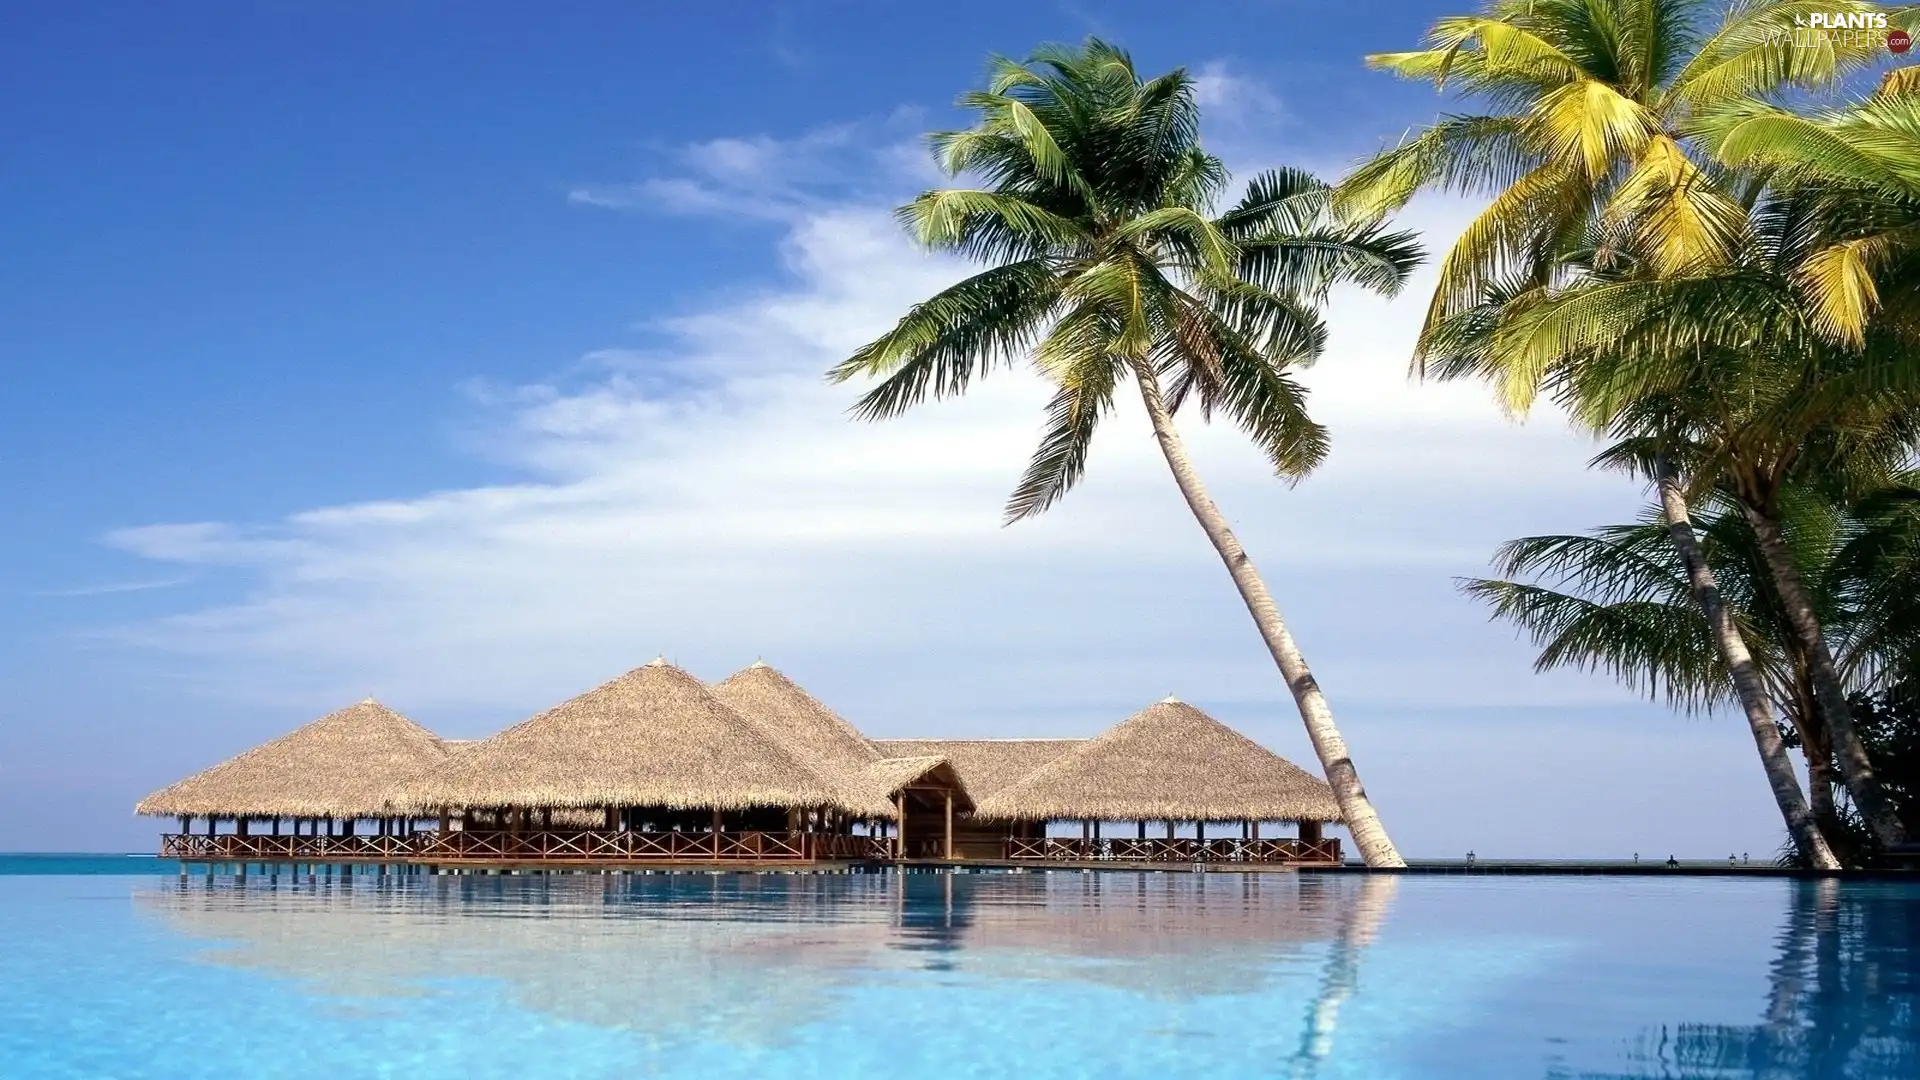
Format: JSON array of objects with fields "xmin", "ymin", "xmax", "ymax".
[
  {"xmin": 103, "ymin": 189, "xmax": 1640, "ymax": 717},
  {"xmin": 566, "ymin": 119, "xmax": 936, "ymax": 222}
]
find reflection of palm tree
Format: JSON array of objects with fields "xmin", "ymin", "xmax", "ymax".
[
  {"xmin": 1556, "ymin": 879, "xmax": 1918, "ymax": 1079},
  {"xmin": 1287, "ymin": 875, "xmax": 1400, "ymax": 1078}
]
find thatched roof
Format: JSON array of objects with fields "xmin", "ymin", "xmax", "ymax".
[
  {"xmin": 713, "ymin": 663, "xmax": 977, "ymax": 817},
  {"xmin": 389, "ymin": 659, "xmax": 864, "ymax": 814},
  {"xmin": 872, "ymin": 738, "xmax": 1081, "ymax": 803},
  {"xmin": 864, "ymin": 757, "xmax": 974, "ymax": 812},
  {"xmin": 136, "ymin": 699, "xmax": 447, "ymax": 818},
  {"xmin": 710, "ymin": 662, "xmax": 880, "ymax": 771},
  {"xmin": 974, "ymin": 698, "xmax": 1342, "ymax": 823}
]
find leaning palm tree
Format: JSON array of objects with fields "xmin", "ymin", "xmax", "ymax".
[
  {"xmin": 1341, "ymin": 0, "xmax": 1896, "ymax": 373},
  {"xmin": 1462, "ymin": 489, "xmax": 1892, "ymax": 863},
  {"xmin": 1468, "ymin": 478, "xmax": 1920, "ymax": 861},
  {"xmin": 829, "ymin": 40, "xmax": 1423, "ymax": 867}
]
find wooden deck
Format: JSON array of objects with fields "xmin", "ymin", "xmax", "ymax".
[{"xmin": 161, "ymin": 830, "xmax": 1340, "ymax": 866}]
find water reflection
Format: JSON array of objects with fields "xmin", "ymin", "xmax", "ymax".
[
  {"xmin": 136, "ymin": 868, "xmax": 1399, "ymax": 1050},
  {"xmin": 1558, "ymin": 880, "xmax": 1919, "ymax": 1079}
]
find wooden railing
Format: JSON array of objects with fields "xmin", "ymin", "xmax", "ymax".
[
  {"xmin": 162, "ymin": 829, "xmax": 819, "ymax": 862},
  {"xmin": 1004, "ymin": 836, "xmax": 1342, "ymax": 864},
  {"xmin": 162, "ymin": 833, "xmax": 420, "ymax": 860},
  {"xmin": 160, "ymin": 830, "xmax": 1340, "ymax": 864},
  {"xmin": 810, "ymin": 834, "xmax": 895, "ymax": 861}
]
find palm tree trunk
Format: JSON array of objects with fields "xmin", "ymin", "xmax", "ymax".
[
  {"xmin": 1128, "ymin": 360, "xmax": 1405, "ymax": 868},
  {"xmin": 1655, "ymin": 464, "xmax": 1838, "ymax": 868},
  {"xmin": 1741, "ymin": 502, "xmax": 1906, "ymax": 848},
  {"xmin": 1789, "ymin": 665, "xmax": 1847, "ymax": 852}
]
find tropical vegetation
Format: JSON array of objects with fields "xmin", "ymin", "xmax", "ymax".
[
  {"xmin": 1347, "ymin": 0, "xmax": 1920, "ymax": 864},
  {"xmin": 837, "ymin": 3, "xmax": 1920, "ymax": 865}
]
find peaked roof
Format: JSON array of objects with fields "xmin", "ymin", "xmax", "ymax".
[
  {"xmin": 713, "ymin": 664, "xmax": 971, "ymax": 818},
  {"xmin": 973, "ymin": 700, "xmax": 1342, "ymax": 823},
  {"xmin": 710, "ymin": 663, "xmax": 881, "ymax": 775},
  {"xmin": 872, "ymin": 738, "xmax": 1082, "ymax": 804},
  {"xmin": 863, "ymin": 757, "xmax": 975, "ymax": 813},
  {"xmin": 389, "ymin": 660, "xmax": 853, "ymax": 813},
  {"xmin": 136, "ymin": 699, "xmax": 447, "ymax": 818}
]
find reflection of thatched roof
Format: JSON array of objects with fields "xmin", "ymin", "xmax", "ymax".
[
  {"xmin": 975, "ymin": 699, "xmax": 1342, "ymax": 823},
  {"xmin": 390, "ymin": 660, "xmax": 861, "ymax": 814},
  {"xmin": 136, "ymin": 699, "xmax": 446, "ymax": 818},
  {"xmin": 872, "ymin": 739, "xmax": 1080, "ymax": 804}
]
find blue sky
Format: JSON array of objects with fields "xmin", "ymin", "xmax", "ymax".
[{"xmin": 3, "ymin": 1, "xmax": 1789, "ymax": 857}]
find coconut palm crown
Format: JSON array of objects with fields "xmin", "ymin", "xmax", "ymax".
[
  {"xmin": 1340, "ymin": 0, "xmax": 1904, "ymax": 365},
  {"xmin": 831, "ymin": 39, "xmax": 1421, "ymax": 517},
  {"xmin": 1706, "ymin": 71, "xmax": 1920, "ymax": 344},
  {"xmin": 829, "ymin": 39, "xmax": 1424, "ymax": 867}
]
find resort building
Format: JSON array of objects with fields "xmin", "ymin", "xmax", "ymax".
[{"xmin": 139, "ymin": 658, "xmax": 1345, "ymax": 867}]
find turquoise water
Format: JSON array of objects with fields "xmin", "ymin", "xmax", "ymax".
[{"xmin": 1, "ymin": 859, "xmax": 1914, "ymax": 1078}]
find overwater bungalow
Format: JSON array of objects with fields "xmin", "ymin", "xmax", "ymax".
[
  {"xmin": 974, "ymin": 697, "xmax": 1343, "ymax": 863},
  {"xmin": 138, "ymin": 658, "xmax": 1344, "ymax": 867},
  {"xmin": 136, "ymin": 698, "xmax": 451, "ymax": 859}
]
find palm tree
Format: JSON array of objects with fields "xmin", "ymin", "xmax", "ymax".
[
  {"xmin": 1465, "ymin": 492, "xmax": 1835, "ymax": 864},
  {"xmin": 1475, "ymin": 186, "xmax": 1920, "ymax": 848},
  {"xmin": 1340, "ymin": 0, "xmax": 1894, "ymax": 376},
  {"xmin": 1466, "ymin": 479, "xmax": 1920, "ymax": 862},
  {"xmin": 828, "ymin": 40, "xmax": 1424, "ymax": 867}
]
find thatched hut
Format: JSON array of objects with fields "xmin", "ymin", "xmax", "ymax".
[
  {"xmin": 975, "ymin": 697, "xmax": 1342, "ymax": 845},
  {"xmin": 870, "ymin": 738, "xmax": 1082, "ymax": 802},
  {"xmin": 712, "ymin": 663, "xmax": 974, "ymax": 856},
  {"xmin": 390, "ymin": 658, "xmax": 875, "ymax": 825},
  {"xmin": 135, "ymin": 698, "xmax": 447, "ymax": 835}
]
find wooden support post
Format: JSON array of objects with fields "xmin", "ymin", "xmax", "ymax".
[
  {"xmin": 272, "ymin": 817, "xmax": 281, "ymax": 836},
  {"xmin": 439, "ymin": 809, "xmax": 451, "ymax": 833},
  {"xmin": 541, "ymin": 807, "xmax": 552, "ymax": 829},
  {"xmin": 895, "ymin": 792, "xmax": 905, "ymax": 859},
  {"xmin": 1165, "ymin": 820, "xmax": 1175, "ymax": 840},
  {"xmin": 1137, "ymin": 820, "xmax": 1146, "ymax": 840},
  {"xmin": 1081, "ymin": 819, "xmax": 1090, "ymax": 843},
  {"xmin": 944, "ymin": 790, "xmax": 954, "ymax": 860},
  {"xmin": 1251, "ymin": 820, "xmax": 1260, "ymax": 840},
  {"xmin": 1093, "ymin": 820, "xmax": 1101, "ymax": 841},
  {"xmin": 1299, "ymin": 820, "xmax": 1323, "ymax": 844},
  {"xmin": 1196, "ymin": 821, "xmax": 1205, "ymax": 842},
  {"xmin": 208, "ymin": 816, "xmax": 219, "ymax": 837}
]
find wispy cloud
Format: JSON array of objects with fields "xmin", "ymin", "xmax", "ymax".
[
  {"xmin": 103, "ymin": 188, "xmax": 1639, "ymax": 720},
  {"xmin": 37, "ymin": 577, "xmax": 191, "ymax": 598},
  {"xmin": 567, "ymin": 118, "xmax": 936, "ymax": 223}
]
